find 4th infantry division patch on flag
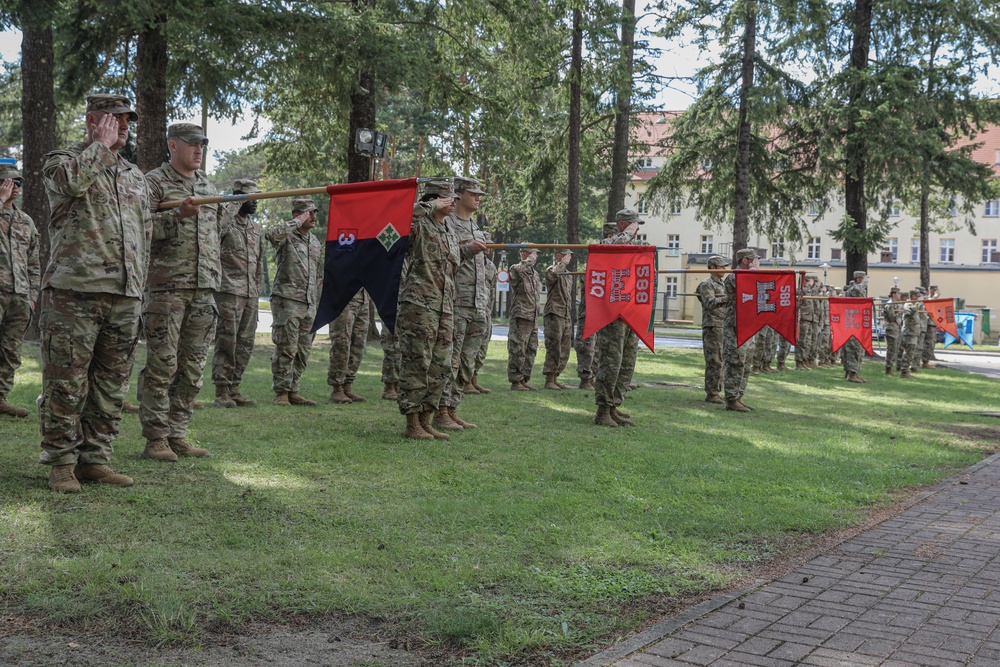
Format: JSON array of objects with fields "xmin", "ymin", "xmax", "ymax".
[{"xmin": 312, "ymin": 178, "xmax": 418, "ymax": 334}]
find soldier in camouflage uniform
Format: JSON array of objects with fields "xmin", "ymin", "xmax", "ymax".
[
  {"xmin": 576, "ymin": 223, "xmax": 617, "ymax": 389},
  {"xmin": 882, "ymin": 287, "xmax": 902, "ymax": 374},
  {"xmin": 507, "ymin": 248, "xmax": 541, "ymax": 391},
  {"xmin": 380, "ymin": 321, "xmax": 400, "ymax": 400},
  {"xmin": 0, "ymin": 167, "xmax": 39, "ymax": 419},
  {"xmin": 396, "ymin": 179, "xmax": 485, "ymax": 440},
  {"xmin": 267, "ymin": 198, "xmax": 323, "ymax": 406},
  {"xmin": 594, "ymin": 209, "xmax": 644, "ymax": 427},
  {"xmin": 327, "ymin": 289, "xmax": 370, "ymax": 404},
  {"xmin": 138, "ymin": 123, "xmax": 225, "ymax": 462},
  {"xmin": 437, "ymin": 176, "xmax": 490, "ymax": 430},
  {"xmin": 912, "ymin": 287, "xmax": 929, "ymax": 373},
  {"xmin": 842, "ymin": 270, "xmax": 868, "ymax": 383},
  {"xmin": 470, "ymin": 255, "xmax": 497, "ymax": 394},
  {"xmin": 722, "ymin": 248, "xmax": 759, "ymax": 412},
  {"xmin": 696, "ymin": 255, "xmax": 728, "ymax": 403},
  {"xmin": 922, "ymin": 285, "xmax": 940, "ymax": 367},
  {"xmin": 212, "ymin": 178, "xmax": 263, "ymax": 409},
  {"xmin": 752, "ymin": 326, "xmax": 776, "ymax": 374},
  {"xmin": 39, "ymin": 94, "xmax": 150, "ymax": 492},
  {"xmin": 899, "ymin": 289, "xmax": 923, "ymax": 378},
  {"xmin": 795, "ymin": 274, "xmax": 818, "ymax": 369},
  {"xmin": 817, "ymin": 284, "xmax": 834, "ymax": 366},
  {"xmin": 542, "ymin": 249, "xmax": 574, "ymax": 390}
]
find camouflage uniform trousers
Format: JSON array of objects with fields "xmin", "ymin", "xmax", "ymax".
[
  {"xmin": 270, "ymin": 295, "xmax": 316, "ymax": 393},
  {"xmin": 38, "ymin": 289, "xmax": 141, "ymax": 467},
  {"xmin": 138, "ymin": 288, "xmax": 218, "ymax": 440},
  {"xmin": 380, "ymin": 327, "xmax": 400, "ymax": 384},
  {"xmin": 574, "ymin": 322, "xmax": 598, "ymax": 381},
  {"xmin": 723, "ymin": 329, "xmax": 756, "ymax": 402},
  {"xmin": 913, "ymin": 327, "xmax": 927, "ymax": 372},
  {"xmin": 923, "ymin": 324, "xmax": 937, "ymax": 363},
  {"xmin": 776, "ymin": 336, "xmax": 790, "ymax": 364},
  {"xmin": 474, "ymin": 313, "xmax": 492, "ymax": 375},
  {"xmin": 753, "ymin": 327, "xmax": 776, "ymax": 367},
  {"xmin": 594, "ymin": 320, "xmax": 638, "ymax": 408},
  {"xmin": 702, "ymin": 325, "xmax": 723, "ymax": 397},
  {"xmin": 507, "ymin": 316, "xmax": 539, "ymax": 384},
  {"xmin": 396, "ymin": 302, "xmax": 454, "ymax": 415},
  {"xmin": 542, "ymin": 312, "xmax": 572, "ymax": 376},
  {"xmin": 885, "ymin": 334, "xmax": 900, "ymax": 371},
  {"xmin": 211, "ymin": 292, "xmax": 258, "ymax": 387},
  {"xmin": 819, "ymin": 325, "xmax": 833, "ymax": 364},
  {"xmin": 327, "ymin": 293, "xmax": 369, "ymax": 386},
  {"xmin": 842, "ymin": 338, "xmax": 864, "ymax": 374},
  {"xmin": 0, "ymin": 290, "xmax": 32, "ymax": 400},
  {"xmin": 899, "ymin": 332, "xmax": 920, "ymax": 373},
  {"xmin": 443, "ymin": 306, "xmax": 488, "ymax": 408},
  {"xmin": 795, "ymin": 321, "xmax": 815, "ymax": 366}
]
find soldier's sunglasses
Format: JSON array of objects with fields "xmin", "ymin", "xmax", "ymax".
[{"xmin": 10, "ymin": 178, "xmax": 22, "ymax": 187}]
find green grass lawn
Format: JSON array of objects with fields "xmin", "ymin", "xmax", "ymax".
[{"xmin": 0, "ymin": 339, "xmax": 996, "ymax": 664}]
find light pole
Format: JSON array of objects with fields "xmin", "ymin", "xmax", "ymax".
[{"xmin": 820, "ymin": 262, "xmax": 830, "ymax": 285}]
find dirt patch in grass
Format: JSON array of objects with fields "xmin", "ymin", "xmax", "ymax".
[{"xmin": 941, "ymin": 422, "xmax": 1000, "ymax": 449}]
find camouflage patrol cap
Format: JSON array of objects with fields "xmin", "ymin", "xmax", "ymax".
[
  {"xmin": 602, "ymin": 222, "xmax": 618, "ymax": 235},
  {"xmin": 555, "ymin": 248, "xmax": 574, "ymax": 256},
  {"xmin": 614, "ymin": 208, "xmax": 645, "ymax": 225},
  {"xmin": 706, "ymin": 255, "xmax": 730, "ymax": 268},
  {"xmin": 167, "ymin": 123, "xmax": 209, "ymax": 146},
  {"xmin": 86, "ymin": 93, "xmax": 138, "ymax": 121},
  {"xmin": 805, "ymin": 272, "xmax": 819, "ymax": 279},
  {"xmin": 454, "ymin": 176, "xmax": 486, "ymax": 195},
  {"xmin": 0, "ymin": 163, "xmax": 22, "ymax": 180},
  {"xmin": 889, "ymin": 287, "xmax": 901, "ymax": 294},
  {"xmin": 292, "ymin": 198, "xmax": 318, "ymax": 213},
  {"xmin": 233, "ymin": 178, "xmax": 260, "ymax": 194},
  {"xmin": 853, "ymin": 271, "xmax": 867, "ymax": 278},
  {"xmin": 735, "ymin": 248, "xmax": 758, "ymax": 262},
  {"xmin": 422, "ymin": 178, "xmax": 455, "ymax": 198},
  {"xmin": 909, "ymin": 289, "xmax": 922, "ymax": 297},
  {"xmin": 520, "ymin": 246, "xmax": 539, "ymax": 255}
]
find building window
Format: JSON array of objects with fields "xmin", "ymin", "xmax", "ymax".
[
  {"xmin": 664, "ymin": 276, "xmax": 678, "ymax": 298},
  {"xmin": 986, "ymin": 201, "xmax": 1000, "ymax": 217},
  {"xmin": 940, "ymin": 239, "xmax": 955, "ymax": 263},
  {"xmin": 636, "ymin": 198, "xmax": 648, "ymax": 214},
  {"xmin": 807, "ymin": 236, "xmax": 821, "ymax": 260},
  {"xmin": 669, "ymin": 197, "xmax": 682, "ymax": 215},
  {"xmin": 983, "ymin": 240, "xmax": 997, "ymax": 264},
  {"xmin": 911, "ymin": 239, "xmax": 919, "ymax": 262},
  {"xmin": 808, "ymin": 200, "xmax": 821, "ymax": 216},
  {"xmin": 635, "ymin": 233, "xmax": 647, "ymax": 244},
  {"xmin": 830, "ymin": 248, "xmax": 842, "ymax": 260},
  {"xmin": 771, "ymin": 240, "xmax": 785, "ymax": 258},
  {"xmin": 700, "ymin": 235, "xmax": 713, "ymax": 253},
  {"xmin": 995, "ymin": 149, "xmax": 1000, "ymax": 165},
  {"xmin": 700, "ymin": 157, "xmax": 712, "ymax": 171},
  {"xmin": 948, "ymin": 195, "xmax": 958, "ymax": 217},
  {"xmin": 637, "ymin": 157, "xmax": 655, "ymax": 169},
  {"xmin": 884, "ymin": 237, "xmax": 898, "ymax": 262},
  {"xmin": 666, "ymin": 234, "xmax": 680, "ymax": 256},
  {"xmin": 888, "ymin": 199, "xmax": 901, "ymax": 217}
]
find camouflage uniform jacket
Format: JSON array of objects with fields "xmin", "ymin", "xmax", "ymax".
[
  {"xmin": 882, "ymin": 300, "xmax": 902, "ymax": 337},
  {"xmin": 508, "ymin": 256, "xmax": 540, "ymax": 320},
  {"xmin": 0, "ymin": 205, "xmax": 40, "ymax": 302},
  {"xmin": 902, "ymin": 301, "xmax": 922, "ymax": 338},
  {"xmin": 266, "ymin": 222, "xmax": 323, "ymax": 307},
  {"xmin": 398, "ymin": 202, "xmax": 471, "ymax": 313},
  {"xmin": 696, "ymin": 276, "xmax": 726, "ymax": 328},
  {"xmin": 845, "ymin": 281, "xmax": 867, "ymax": 298},
  {"xmin": 543, "ymin": 260, "xmax": 573, "ymax": 318},
  {"xmin": 42, "ymin": 141, "xmax": 152, "ymax": 296},
  {"xmin": 145, "ymin": 162, "xmax": 226, "ymax": 292},
  {"xmin": 483, "ymin": 257, "xmax": 498, "ymax": 315},
  {"xmin": 800, "ymin": 283, "xmax": 819, "ymax": 321},
  {"xmin": 219, "ymin": 208, "xmax": 264, "ymax": 298},
  {"xmin": 448, "ymin": 214, "xmax": 490, "ymax": 311}
]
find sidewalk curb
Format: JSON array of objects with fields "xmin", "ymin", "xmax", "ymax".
[{"xmin": 572, "ymin": 450, "xmax": 1000, "ymax": 667}]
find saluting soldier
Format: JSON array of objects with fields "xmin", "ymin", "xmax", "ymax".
[
  {"xmin": 0, "ymin": 166, "xmax": 39, "ymax": 419},
  {"xmin": 883, "ymin": 287, "xmax": 902, "ymax": 375},
  {"xmin": 507, "ymin": 247, "xmax": 541, "ymax": 391},
  {"xmin": 696, "ymin": 255, "xmax": 728, "ymax": 403},
  {"xmin": 542, "ymin": 249, "xmax": 574, "ymax": 390},
  {"xmin": 39, "ymin": 93, "xmax": 151, "ymax": 492},
  {"xmin": 722, "ymin": 248, "xmax": 759, "ymax": 412}
]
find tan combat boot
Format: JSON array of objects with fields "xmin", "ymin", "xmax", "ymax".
[
  {"xmin": 382, "ymin": 382, "xmax": 399, "ymax": 400},
  {"xmin": 579, "ymin": 378, "xmax": 595, "ymax": 390},
  {"xmin": 463, "ymin": 381, "xmax": 480, "ymax": 395},
  {"xmin": 594, "ymin": 405, "xmax": 618, "ymax": 427},
  {"xmin": 229, "ymin": 385, "xmax": 257, "ymax": 406},
  {"xmin": 0, "ymin": 398, "xmax": 28, "ymax": 418},
  {"xmin": 776, "ymin": 363, "xmax": 788, "ymax": 372},
  {"xmin": 471, "ymin": 374, "xmax": 491, "ymax": 394},
  {"xmin": 885, "ymin": 367, "xmax": 893, "ymax": 375},
  {"xmin": 122, "ymin": 401, "xmax": 140, "ymax": 413},
  {"xmin": 610, "ymin": 407, "xmax": 635, "ymax": 427},
  {"xmin": 343, "ymin": 383, "xmax": 366, "ymax": 403},
  {"xmin": 192, "ymin": 401, "xmax": 205, "ymax": 410},
  {"xmin": 273, "ymin": 392, "xmax": 291, "ymax": 405},
  {"xmin": 511, "ymin": 381, "xmax": 530, "ymax": 391},
  {"xmin": 288, "ymin": 392, "xmax": 317, "ymax": 406},
  {"xmin": 726, "ymin": 400, "xmax": 751, "ymax": 413},
  {"xmin": 214, "ymin": 385, "xmax": 237, "ymax": 409},
  {"xmin": 900, "ymin": 371, "xmax": 913, "ymax": 379},
  {"xmin": 432, "ymin": 407, "xmax": 464, "ymax": 431},
  {"xmin": 449, "ymin": 406, "xmax": 476, "ymax": 429},
  {"xmin": 329, "ymin": 384, "xmax": 353, "ymax": 404},
  {"xmin": 75, "ymin": 463, "xmax": 134, "ymax": 487},
  {"xmin": 419, "ymin": 410, "xmax": 450, "ymax": 440},
  {"xmin": 544, "ymin": 374, "xmax": 561, "ymax": 390},
  {"xmin": 168, "ymin": 438, "xmax": 210, "ymax": 457},
  {"xmin": 403, "ymin": 412, "xmax": 434, "ymax": 440},
  {"xmin": 522, "ymin": 381, "xmax": 539, "ymax": 391},
  {"xmin": 555, "ymin": 377, "xmax": 570, "ymax": 389},
  {"xmin": 846, "ymin": 372, "xmax": 865, "ymax": 384},
  {"xmin": 48, "ymin": 464, "xmax": 81, "ymax": 493},
  {"xmin": 142, "ymin": 438, "xmax": 178, "ymax": 462},
  {"xmin": 705, "ymin": 394, "xmax": 725, "ymax": 404}
]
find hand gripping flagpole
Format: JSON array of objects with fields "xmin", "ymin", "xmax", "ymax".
[{"xmin": 157, "ymin": 178, "xmax": 438, "ymax": 210}]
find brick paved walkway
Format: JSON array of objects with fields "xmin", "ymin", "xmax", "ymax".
[{"xmin": 576, "ymin": 452, "xmax": 1000, "ymax": 667}]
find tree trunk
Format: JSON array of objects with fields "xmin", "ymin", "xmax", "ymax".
[
  {"xmin": 844, "ymin": 0, "xmax": 873, "ymax": 277},
  {"xmin": 731, "ymin": 8, "xmax": 756, "ymax": 259},
  {"xmin": 605, "ymin": 0, "xmax": 636, "ymax": 223},
  {"xmin": 919, "ymin": 186, "xmax": 930, "ymax": 288},
  {"xmin": 135, "ymin": 17, "xmax": 169, "ymax": 173},
  {"xmin": 347, "ymin": 69, "xmax": 376, "ymax": 183},
  {"xmin": 567, "ymin": 7, "xmax": 583, "ymax": 255}
]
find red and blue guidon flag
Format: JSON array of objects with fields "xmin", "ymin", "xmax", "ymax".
[{"xmin": 312, "ymin": 178, "xmax": 418, "ymax": 334}]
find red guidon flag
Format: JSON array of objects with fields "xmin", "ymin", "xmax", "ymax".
[
  {"xmin": 734, "ymin": 270, "xmax": 797, "ymax": 347},
  {"xmin": 583, "ymin": 244, "xmax": 658, "ymax": 351},
  {"xmin": 924, "ymin": 298, "xmax": 959, "ymax": 339},
  {"xmin": 829, "ymin": 297, "xmax": 874, "ymax": 355}
]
